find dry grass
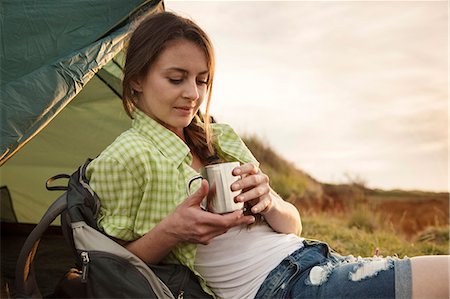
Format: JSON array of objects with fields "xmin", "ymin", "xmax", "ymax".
[
  {"xmin": 243, "ymin": 135, "xmax": 450, "ymax": 257},
  {"xmin": 302, "ymin": 209, "xmax": 449, "ymax": 257}
]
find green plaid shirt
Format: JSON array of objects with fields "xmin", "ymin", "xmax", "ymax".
[{"xmin": 86, "ymin": 109, "xmax": 258, "ymax": 293}]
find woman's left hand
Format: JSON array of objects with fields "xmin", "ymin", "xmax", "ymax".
[
  {"xmin": 231, "ymin": 163, "xmax": 273, "ymax": 214},
  {"xmin": 232, "ymin": 162, "xmax": 302, "ymax": 235}
]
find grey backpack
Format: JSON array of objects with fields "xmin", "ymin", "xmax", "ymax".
[{"xmin": 15, "ymin": 159, "xmax": 211, "ymax": 299}]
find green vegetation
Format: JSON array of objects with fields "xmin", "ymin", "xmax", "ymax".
[
  {"xmin": 243, "ymin": 135, "xmax": 322, "ymax": 202},
  {"xmin": 302, "ymin": 211, "xmax": 448, "ymax": 257},
  {"xmin": 242, "ymin": 135, "xmax": 450, "ymax": 257},
  {"xmin": 369, "ymin": 188, "xmax": 448, "ymax": 198}
]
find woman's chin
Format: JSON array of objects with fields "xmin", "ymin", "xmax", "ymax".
[{"xmin": 165, "ymin": 118, "xmax": 195, "ymax": 132}]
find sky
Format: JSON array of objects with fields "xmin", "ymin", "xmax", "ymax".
[{"xmin": 165, "ymin": 0, "xmax": 448, "ymax": 192}]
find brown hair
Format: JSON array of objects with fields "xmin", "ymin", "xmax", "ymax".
[{"xmin": 122, "ymin": 12, "xmax": 217, "ymax": 164}]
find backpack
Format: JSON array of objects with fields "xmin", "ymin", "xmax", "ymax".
[{"xmin": 15, "ymin": 159, "xmax": 212, "ymax": 299}]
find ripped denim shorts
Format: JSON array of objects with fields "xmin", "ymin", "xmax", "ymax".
[{"xmin": 255, "ymin": 240, "xmax": 412, "ymax": 299}]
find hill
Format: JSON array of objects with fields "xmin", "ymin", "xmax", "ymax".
[
  {"xmin": 242, "ymin": 136, "xmax": 324, "ymax": 207},
  {"xmin": 242, "ymin": 135, "xmax": 449, "ymax": 255}
]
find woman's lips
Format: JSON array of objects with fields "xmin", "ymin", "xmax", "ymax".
[{"xmin": 174, "ymin": 106, "xmax": 194, "ymax": 114}]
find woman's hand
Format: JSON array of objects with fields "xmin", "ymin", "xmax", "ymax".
[
  {"xmin": 125, "ymin": 180, "xmax": 254, "ymax": 264},
  {"xmin": 231, "ymin": 163, "xmax": 273, "ymax": 214},
  {"xmin": 165, "ymin": 179, "xmax": 255, "ymax": 245},
  {"xmin": 231, "ymin": 163, "xmax": 302, "ymax": 235}
]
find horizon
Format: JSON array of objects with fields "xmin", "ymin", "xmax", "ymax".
[{"xmin": 166, "ymin": 1, "xmax": 448, "ymax": 193}]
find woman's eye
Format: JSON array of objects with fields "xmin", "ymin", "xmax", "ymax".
[
  {"xmin": 197, "ymin": 79, "xmax": 208, "ymax": 85},
  {"xmin": 169, "ymin": 78, "xmax": 183, "ymax": 84}
]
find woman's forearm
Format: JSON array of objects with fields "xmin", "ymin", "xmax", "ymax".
[
  {"xmin": 124, "ymin": 216, "xmax": 180, "ymax": 264},
  {"xmin": 261, "ymin": 189, "xmax": 302, "ymax": 236}
]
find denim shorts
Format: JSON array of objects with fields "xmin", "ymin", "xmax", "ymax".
[{"xmin": 255, "ymin": 240, "xmax": 412, "ymax": 299}]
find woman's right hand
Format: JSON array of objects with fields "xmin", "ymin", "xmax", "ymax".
[
  {"xmin": 164, "ymin": 179, "xmax": 255, "ymax": 245},
  {"xmin": 125, "ymin": 179, "xmax": 253, "ymax": 264}
]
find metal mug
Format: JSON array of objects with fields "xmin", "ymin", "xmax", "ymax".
[{"xmin": 187, "ymin": 162, "xmax": 243, "ymax": 214}]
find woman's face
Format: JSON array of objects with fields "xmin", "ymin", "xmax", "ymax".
[{"xmin": 132, "ymin": 39, "xmax": 209, "ymax": 139}]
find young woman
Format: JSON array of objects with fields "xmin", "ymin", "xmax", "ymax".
[{"xmin": 87, "ymin": 11, "xmax": 449, "ymax": 299}]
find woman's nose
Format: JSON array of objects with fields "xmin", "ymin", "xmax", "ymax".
[{"xmin": 182, "ymin": 80, "xmax": 200, "ymax": 101}]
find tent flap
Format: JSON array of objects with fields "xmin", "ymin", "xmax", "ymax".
[
  {"xmin": 0, "ymin": 0, "xmax": 164, "ymax": 166},
  {"xmin": 0, "ymin": 24, "xmax": 129, "ymax": 165},
  {"xmin": 0, "ymin": 0, "xmax": 165, "ymax": 223}
]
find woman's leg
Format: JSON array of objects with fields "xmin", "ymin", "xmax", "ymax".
[{"xmin": 411, "ymin": 255, "xmax": 449, "ymax": 299}]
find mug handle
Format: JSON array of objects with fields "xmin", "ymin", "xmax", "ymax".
[
  {"xmin": 186, "ymin": 174, "xmax": 207, "ymax": 210},
  {"xmin": 186, "ymin": 174, "xmax": 203, "ymax": 196}
]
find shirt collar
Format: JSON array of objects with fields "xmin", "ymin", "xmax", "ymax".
[{"xmin": 132, "ymin": 109, "xmax": 191, "ymax": 167}]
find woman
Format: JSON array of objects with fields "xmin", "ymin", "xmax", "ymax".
[{"xmin": 87, "ymin": 11, "xmax": 449, "ymax": 299}]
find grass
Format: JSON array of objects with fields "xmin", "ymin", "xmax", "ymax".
[
  {"xmin": 243, "ymin": 135, "xmax": 450, "ymax": 257},
  {"xmin": 301, "ymin": 210, "xmax": 449, "ymax": 257}
]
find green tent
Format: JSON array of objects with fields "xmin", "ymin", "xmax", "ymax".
[
  {"xmin": 1, "ymin": 0, "xmax": 165, "ymax": 223},
  {"xmin": 0, "ymin": 0, "xmax": 164, "ymax": 295}
]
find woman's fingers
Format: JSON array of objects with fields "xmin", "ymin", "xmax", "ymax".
[
  {"xmin": 203, "ymin": 209, "xmax": 255, "ymax": 228},
  {"xmin": 249, "ymin": 194, "xmax": 272, "ymax": 214},
  {"xmin": 231, "ymin": 172, "xmax": 269, "ymax": 192},
  {"xmin": 194, "ymin": 210, "xmax": 255, "ymax": 244},
  {"xmin": 175, "ymin": 184, "xmax": 257, "ymax": 245},
  {"xmin": 230, "ymin": 163, "xmax": 272, "ymax": 213},
  {"xmin": 234, "ymin": 184, "xmax": 270, "ymax": 203},
  {"xmin": 232, "ymin": 162, "xmax": 259, "ymax": 176}
]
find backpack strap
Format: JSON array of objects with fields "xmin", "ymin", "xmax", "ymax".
[
  {"xmin": 15, "ymin": 192, "xmax": 68, "ymax": 298},
  {"xmin": 45, "ymin": 174, "xmax": 70, "ymax": 191}
]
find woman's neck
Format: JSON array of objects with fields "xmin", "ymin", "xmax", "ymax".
[{"xmin": 191, "ymin": 151, "xmax": 204, "ymax": 172}]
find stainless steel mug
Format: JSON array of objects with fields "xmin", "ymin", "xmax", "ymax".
[{"xmin": 187, "ymin": 162, "xmax": 243, "ymax": 214}]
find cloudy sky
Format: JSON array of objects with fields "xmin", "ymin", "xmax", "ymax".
[{"xmin": 165, "ymin": 1, "xmax": 448, "ymax": 192}]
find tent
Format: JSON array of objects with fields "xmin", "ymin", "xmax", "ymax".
[
  {"xmin": 0, "ymin": 0, "xmax": 165, "ymax": 295},
  {"xmin": 1, "ymin": 0, "xmax": 165, "ymax": 224}
]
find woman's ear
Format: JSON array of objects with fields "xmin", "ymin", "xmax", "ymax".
[{"xmin": 130, "ymin": 79, "xmax": 143, "ymax": 93}]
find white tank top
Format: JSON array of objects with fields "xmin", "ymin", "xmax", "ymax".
[{"xmin": 194, "ymin": 222, "xmax": 304, "ymax": 299}]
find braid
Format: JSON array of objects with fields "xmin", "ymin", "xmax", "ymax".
[{"xmin": 184, "ymin": 114, "xmax": 221, "ymax": 165}]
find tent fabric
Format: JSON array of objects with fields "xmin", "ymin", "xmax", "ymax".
[
  {"xmin": 0, "ymin": 0, "xmax": 165, "ymax": 223},
  {"xmin": 0, "ymin": 186, "xmax": 17, "ymax": 222},
  {"xmin": 0, "ymin": 0, "xmax": 164, "ymax": 165},
  {"xmin": 1, "ymin": 2, "xmax": 165, "ymax": 296}
]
